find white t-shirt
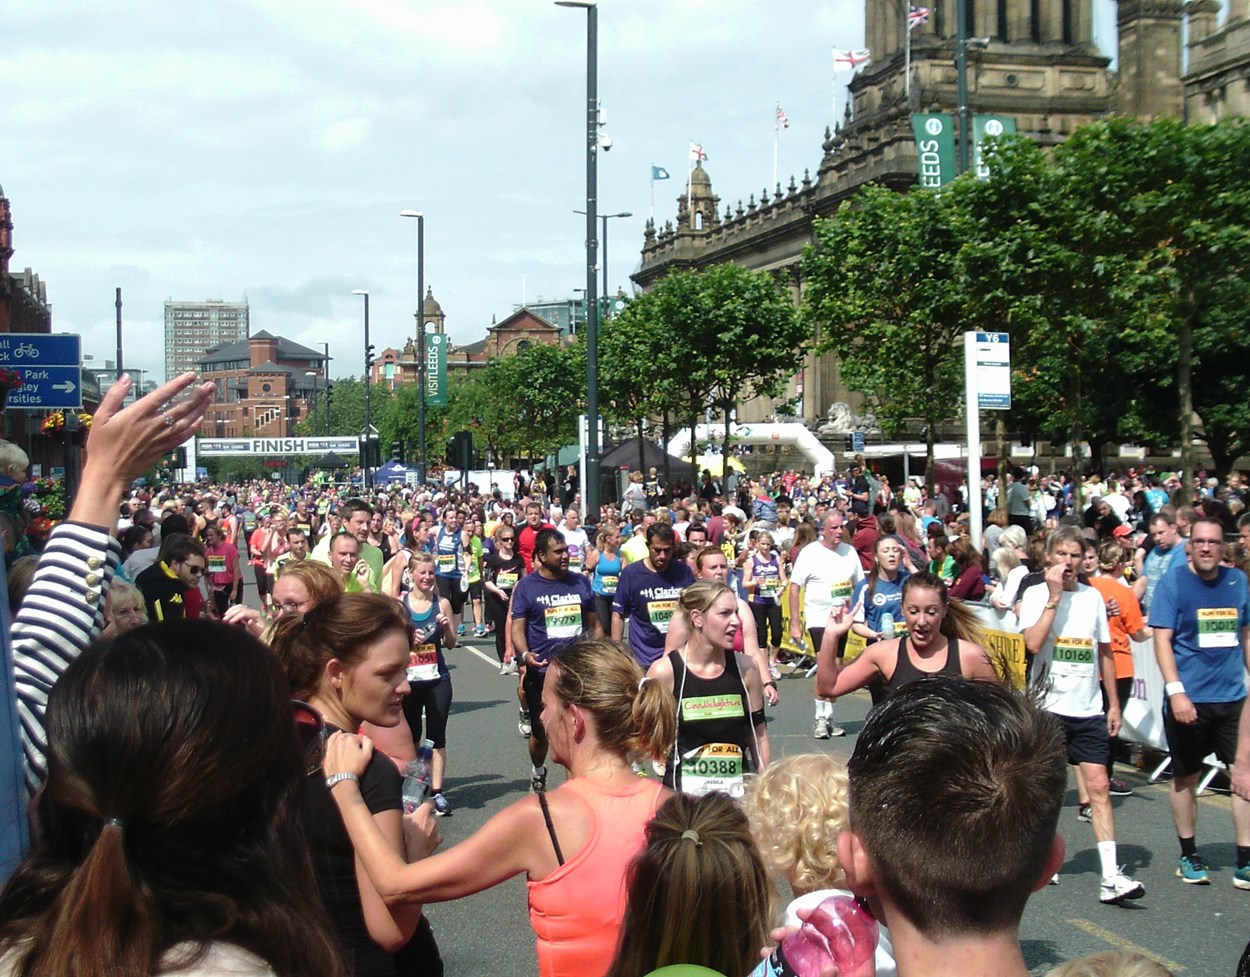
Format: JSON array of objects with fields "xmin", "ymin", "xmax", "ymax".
[
  {"xmin": 790, "ymin": 541, "xmax": 864, "ymax": 630},
  {"xmin": 1019, "ymin": 583, "xmax": 1111, "ymax": 719},
  {"xmin": 559, "ymin": 526, "xmax": 590, "ymax": 573}
]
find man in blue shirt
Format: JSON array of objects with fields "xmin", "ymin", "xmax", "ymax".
[
  {"xmin": 1151, "ymin": 517, "xmax": 1250, "ymax": 889},
  {"xmin": 511, "ymin": 529, "xmax": 599, "ymax": 793},
  {"xmin": 611, "ymin": 523, "xmax": 694, "ymax": 667},
  {"xmin": 1136, "ymin": 509, "xmax": 1190, "ymax": 614}
]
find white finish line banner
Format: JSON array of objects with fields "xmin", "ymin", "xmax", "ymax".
[{"xmin": 196, "ymin": 437, "xmax": 360, "ymax": 457}]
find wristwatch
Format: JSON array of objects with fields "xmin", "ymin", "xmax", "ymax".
[{"xmin": 325, "ymin": 772, "xmax": 360, "ymax": 790}]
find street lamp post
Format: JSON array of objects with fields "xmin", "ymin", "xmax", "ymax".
[
  {"xmin": 352, "ymin": 290, "xmax": 372, "ymax": 491},
  {"xmin": 400, "ymin": 210, "xmax": 427, "ymax": 485},
  {"xmin": 575, "ymin": 209, "xmax": 632, "ymax": 304},
  {"xmin": 323, "ymin": 343, "xmax": 331, "ymax": 436},
  {"xmin": 305, "ymin": 371, "xmax": 318, "ymax": 433},
  {"xmin": 556, "ymin": 0, "xmax": 601, "ymax": 526}
]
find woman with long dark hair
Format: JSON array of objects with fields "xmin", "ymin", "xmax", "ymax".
[{"xmin": 0, "ymin": 621, "xmax": 347, "ymax": 977}]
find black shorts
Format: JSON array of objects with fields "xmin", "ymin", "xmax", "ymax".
[
  {"xmin": 808, "ymin": 627, "xmax": 848, "ymax": 660},
  {"xmin": 523, "ymin": 668, "xmax": 547, "ymax": 741},
  {"xmin": 1163, "ymin": 697, "xmax": 1245, "ymax": 777},
  {"xmin": 436, "ymin": 576, "xmax": 467, "ymax": 614},
  {"xmin": 1055, "ymin": 714, "xmax": 1110, "ymax": 767}
]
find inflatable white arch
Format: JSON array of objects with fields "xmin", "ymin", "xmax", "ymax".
[{"xmin": 668, "ymin": 423, "xmax": 835, "ymax": 477}]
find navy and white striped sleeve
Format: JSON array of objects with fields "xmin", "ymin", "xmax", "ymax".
[{"xmin": 11, "ymin": 522, "xmax": 120, "ymax": 795}]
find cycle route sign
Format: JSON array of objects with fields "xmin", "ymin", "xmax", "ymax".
[{"xmin": 0, "ymin": 334, "xmax": 83, "ymax": 409}]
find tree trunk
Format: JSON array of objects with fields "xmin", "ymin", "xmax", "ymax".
[
  {"xmin": 925, "ymin": 414, "xmax": 936, "ymax": 496},
  {"xmin": 690, "ymin": 406, "xmax": 699, "ymax": 489},
  {"xmin": 1069, "ymin": 366, "xmax": 1085, "ymax": 512},
  {"xmin": 636, "ymin": 418, "xmax": 646, "ymax": 478},
  {"xmin": 722, "ymin": 401, "xmax": 733, "ymax": 483},
  {"xmin": 1178, "ymin": 306, "xmax": 1194, "ymax": 501}
]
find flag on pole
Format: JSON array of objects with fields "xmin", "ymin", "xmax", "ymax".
[
  {"xmin": 832, "ymin": 48, "xmax": 872, "ymax": 71},
  {"xmin": 776, "ymin": 105, "xmax": 789, "ymax": 129},
  {"xmin": 908, "ymin": 5, "xmax": 930, "ymax": 29},
  {"xmin": 651, "ymin": 165, "xmax": 671, "ymax": 180},
  {"xmin": 689, "ymin": 142, "xmax": 708, "ymax": 162}
]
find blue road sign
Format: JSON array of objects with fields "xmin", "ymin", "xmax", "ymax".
[{"xmin": 0, "ymin": 334, "xmax": 82, "ymax": 409}]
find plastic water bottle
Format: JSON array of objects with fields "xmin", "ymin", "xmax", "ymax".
[
  {"xmin": 880, "ymin": 612, "xmax": 896, "ymax": 640},
  {"xmin": 402, "ymin": 739, "xmax": 435, "ymax": 814},
  {"xmin": 752, "ymin": 894, "xmax": 878, "ymax": 977}
]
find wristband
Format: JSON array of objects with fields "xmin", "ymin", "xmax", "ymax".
[
  {"xmin": 1165, "ymin": 681, "xmax": 1186, "ymax": 697},
  {"xmin": 325, "ymin": 772, "xmax": 360, "ymax": 790},
  {"xmin": 764, "ymin": 681, "xmax": 778, "ymax": 689},
  {"xmin": 1044, "ymin": 600, "xmax": 1059, "ymax": 610}
]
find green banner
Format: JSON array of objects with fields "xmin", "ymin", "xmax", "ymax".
[
  {"xmin": 912, "ymin": 113, "xmax": 957, "ymax": 189},
  {"xmin": 972, "ymin": 115, "xmax": 1017, "ymax": 179},
  {"xmin": 426, "ymin": 332, "xmax": 447, "ymax": 406}
]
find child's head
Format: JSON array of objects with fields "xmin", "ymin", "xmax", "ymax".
[
  {"xmin": 1046, "ymin": 950, "xmax": 1175, "ymax": 977},
  {"xmin": 0, "ymin": 440, "xmax": 29, "ymax": 482},
  {"xmin": 744, "ymin": 753, "xmax": 849, "ymax": 894}
]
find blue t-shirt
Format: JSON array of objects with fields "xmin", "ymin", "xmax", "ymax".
[
  {"xmin": 1142, "ymin": 542, "xmax": 1189, "ymax": 612},
  {"xmin": 511, "ymin": 570, "xmax": 595, "ymax": 670},
  {"xmin": 852, "ymin": 571, "xmax": 909, "ymax": 634},
  {"xmin": 1149, "ymin": 564, "xmax": 1249, "ymax": 703},
  {"xmin": 612, "ymin": 560, "xmax": 695, "ymax": 667}
]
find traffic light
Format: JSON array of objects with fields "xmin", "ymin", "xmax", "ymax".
[
  {"xmin": 446, "ymin": 431, "xmax": 472, "ymax": 471},
  {"xmin": 366, "ymin": 344, "xmax": 376, "ymax": 370},
  {"xmin": 168, "ymin": 447, "xmax": 187, "ymax": 469},
  {"xmin": 390, "ymin": 440, "xmax": 402, "ymax": 461}
]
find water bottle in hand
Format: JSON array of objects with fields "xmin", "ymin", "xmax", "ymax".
[
  {"xmin": 880, "ymin": 612, "xmax": 895, "ymax": 641},
  {"xmin": 754, "ymin": 894, "xmax": 878, "ymax": 977},
  {"xmin": 402, "ymin": 739, "xmax": 435, "ymax": 814}
]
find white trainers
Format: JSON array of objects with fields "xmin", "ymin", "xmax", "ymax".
[
  {"xmin": 828, "ymin": 724, "xmax": 847, "ymax": 737},
  {"xmin": 812, "ymin": 718, "xmax": 830, "ymax": 739},
  {"xmin": 1099, "ymin": 870, "xmax": 1145, "ymax": 904}
]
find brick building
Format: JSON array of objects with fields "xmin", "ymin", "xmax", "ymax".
[{"xmin": 197, "ymin": 331, "xmax": 326, "ymax": 438}]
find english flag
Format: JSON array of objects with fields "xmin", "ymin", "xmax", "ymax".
[
  {"xmin": 832, "ymin": 48, "xmax": 872, "ymax": 71},
  {"xmin": 689, "ymin": 142, "xmax": 708, "ymax": 162}
]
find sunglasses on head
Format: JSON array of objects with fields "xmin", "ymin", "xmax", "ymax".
[{"xmin": 293, "ymin": 700, "xmax": 327, "ymax": 775}]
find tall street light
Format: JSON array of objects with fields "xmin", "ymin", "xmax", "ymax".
[
  {"xmin": 323, "ymin": 342, "xmax": 331, "ymax": 436},
  {"xmin": 556, "ymin": 0, "xmax": 601, "ymax": 525},
  {"xmin": 351, "ymin": 290, "xmax": 372, "ymax": 492},
  {"xmin": 400, "ymin": 210, "xmax": 427, "ymax": 484},
  {"xmin": 575, "ymin": 209, "xmax": 632, "ymax": 303}
]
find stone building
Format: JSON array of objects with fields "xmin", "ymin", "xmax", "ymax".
[
  {"xmin": 0, "ymin": 184, "xmax": 52, "ymax": 336},
  {"xmin": 634, "ymin": 0, "xmax": 1214, "ymax": 425},
  {"xmin": 1184, "ymin": 0, "xmax": 1250, "ymax": 119}
]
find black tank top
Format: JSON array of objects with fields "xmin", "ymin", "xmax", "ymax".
[
  {"xmin": 883, "ymin": 635, "xmax": 963, "ymax": 695},
  {"xmin": 665, "ymin": 648, "xmax": 753, "ymax": 792}
]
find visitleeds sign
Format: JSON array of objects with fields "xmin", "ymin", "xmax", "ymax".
[{"xmin": 196, "ymin": 437, "xmax": 360, "ymax": 457}]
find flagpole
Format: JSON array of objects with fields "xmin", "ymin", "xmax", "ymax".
[
  {"xmin": 650, "ymin": 166, "xmax": 655, "ymax": 221},
  {"xmin": 905, "ymin": 2, "xmax": 912, "ymax": 98},
  {"xmin": 773, "ymin": 103, "xmax": 779, "ymax": 190}
]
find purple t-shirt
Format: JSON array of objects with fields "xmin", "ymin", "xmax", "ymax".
[
  {"xmin": 511, "ymin": 570, "xmax": 595, "ymax": 670},
  {"xmin": 612, "ymin": 560, "xmax": 695, "ymax": 667}
]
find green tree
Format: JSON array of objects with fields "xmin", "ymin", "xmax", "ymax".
[
  {"xmin": 802, "ymin": 185, "xmax": 969, "ymax": 489},
  {"xmin": 477, "ymin": 341, "xmax": 586, "ymax": 463}
]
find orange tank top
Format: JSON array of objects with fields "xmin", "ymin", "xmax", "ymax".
[{"xmin": 527, "ymin": 777, "xmax": 665, "ymax": 977}]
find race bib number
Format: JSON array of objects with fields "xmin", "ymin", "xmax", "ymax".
[
  {"xmin": 544, "ymin": 604, "xmax": 582, "ymax": 639},
  {"xmin": 568, "ymin": 558, "xmax": 583, "ymax": 574},
  {"xmin": 648, "ymin": 599, "xmax": 677, "ymax": 633},
  {"xmin": 680, "ymin": 743, "xmax": 744, "ymax": 798},
  {"xmin": 758, "ymin": 576, "xmax": 780, "ymax": 597},
  {"xmin": 1052, "ymin": 636, "xmax": 1095, "ymax": 668},
  {"xmin": 436, "ymin": 553, "xmax": 457, "ymax": 575},
  {"xmin": 830, "ymin": 580, "xmax": 853, "ymax": 602},
  {"xmin": 496, "ymin": 571, "xmax": 518, "ymax": 590},
  {"xmin": 406, "ymin": 644, "xmax": 440, "ymax": 683},
  {"xmin": 207, "ymin": 555, "xmax": 228, "ymax": 574},
  {"xmin": 599, "ymin": 574, "xmax": 619, "ymax": 595},
  {"xmin": 1197, "ymin": 608, "xmax": 1238, "ymax": 648}
]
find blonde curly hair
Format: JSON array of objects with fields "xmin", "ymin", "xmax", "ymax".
[
  {"xmin": 1046, "ymin": 951, "xmax": 1174, "ymax": 977},
  {"xmin": 744, "ymin": 753, "xmax": 849, "ymax": 893}
]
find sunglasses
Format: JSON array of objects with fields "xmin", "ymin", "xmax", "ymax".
[
  {"xmin": 293, "ymin": 700, "xmax": 327, "ymax": 775},
  {"xmin": 184, "ymin": 564, "xmax": 205, "ymax": 576}
]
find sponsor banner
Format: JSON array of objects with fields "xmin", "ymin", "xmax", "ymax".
[
  {"xmin": 911, "ymin": 113, "xmax": 957, "ymax": 188},
  {"xmin": 196, "ymin": 437, "xmax": 361, "ymax": 457}
]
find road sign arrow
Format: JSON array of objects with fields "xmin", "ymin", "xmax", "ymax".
[{"xmin": 52, "ymin": 381, "xmax": 77, "ymax": 394}]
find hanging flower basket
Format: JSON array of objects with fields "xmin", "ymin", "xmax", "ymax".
[
  {"xmin": 40, "ymin": 410, "xmax": 93, "ymax": 445},
  {"xmin": 0, "ymin": 368, "xmax": 24, "ymax": 411}
]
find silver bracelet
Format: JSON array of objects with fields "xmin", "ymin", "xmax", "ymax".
[{"xmin": 325, "ymin": 772, "xmax": 360, "ymax": 790}]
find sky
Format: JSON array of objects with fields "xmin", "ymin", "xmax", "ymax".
[{"xmin": 3, "ymin": 0, "xmax": 1120, "ymax": 386}]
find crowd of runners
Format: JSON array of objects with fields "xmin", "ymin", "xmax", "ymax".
[{"xmin": 0, "ymin": 373, "xmax": 1247, "ymax": 977}]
